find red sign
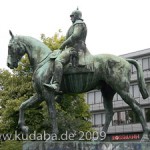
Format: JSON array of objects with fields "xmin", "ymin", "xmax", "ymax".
[{"xmin": 112, "ymin": 134, "xmax": 140, "ymax": 141}]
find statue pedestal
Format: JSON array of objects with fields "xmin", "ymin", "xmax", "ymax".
[{"xmin": 23, "ymin": 141, "xmax": 150, "ymax": 150}]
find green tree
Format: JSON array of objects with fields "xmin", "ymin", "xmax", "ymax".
[
  {"xmin": 0, "ymin": 141, "xmax": 22, "ymax": 150},
  {"xmin": 41, "ymin": 29, "xmax": 65, "ymax": 50},
  {"xmin": 0, "ymin": 58, "xmax": 44, "ymax": 134},
  {"xmin": 57, "ymin": 94, "xmax": 92, "ymax": 135}
]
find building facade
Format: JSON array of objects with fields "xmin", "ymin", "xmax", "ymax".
[{"xmin": 86, "ymin": 48, "xmax": 150, "ymax": 141}]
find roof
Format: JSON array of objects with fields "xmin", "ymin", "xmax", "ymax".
[{"xmin": 120, "ymin": 48, "xmax": 150, "ymax": 58}]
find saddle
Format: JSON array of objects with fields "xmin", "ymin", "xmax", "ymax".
[{"xmin": 50, "ymin": 49, "xmax": 94, "ymax": 74}]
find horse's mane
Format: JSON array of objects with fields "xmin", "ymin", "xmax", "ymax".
[{"xmin": 16, "ymin": 35, "xmax": 52, "ymax": 53}]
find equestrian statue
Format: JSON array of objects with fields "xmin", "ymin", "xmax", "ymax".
[{"xmin": 7, "ymin": 8, "xmax": 150, "ymax": 141}]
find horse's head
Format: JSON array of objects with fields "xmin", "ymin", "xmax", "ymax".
[{"xmin": 7, "ymin": 30, "xmax": 26, "ymax": 69}]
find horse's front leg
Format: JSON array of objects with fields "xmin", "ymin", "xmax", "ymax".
[
  {"xmin": 44, "ymin": 90, "xmax": 58, "ymax": 135},
  {"xmin": 18, "ymin": 94, "xmax": 41, "ymax": 134}
]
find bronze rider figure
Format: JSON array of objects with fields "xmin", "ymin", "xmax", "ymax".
[{"xmin": 44, "ymin": 8, "xmax": 87, "ymax": 92}]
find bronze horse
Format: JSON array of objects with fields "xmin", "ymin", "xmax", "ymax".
[{"xmin": 7, "ymin": 31, "xmax": 150, "ymax": 141}]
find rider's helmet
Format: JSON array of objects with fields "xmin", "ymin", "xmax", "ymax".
[{"xmin": 70, "ymin": 8, "xmax": 82, "ymax": 20}]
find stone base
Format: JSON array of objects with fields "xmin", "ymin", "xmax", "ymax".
[{"xmin": 23, "ymin": 141, "xmax": 150, "ymax": 150}]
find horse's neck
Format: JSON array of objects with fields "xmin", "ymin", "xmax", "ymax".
[{"xmin": 19, "ymin": 36, "xmax": 51, "ymax": 69}]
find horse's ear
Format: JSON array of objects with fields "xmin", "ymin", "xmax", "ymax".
[{"xmin": 9, "ymin": 30, "xmax": 14, "ymax": 39}]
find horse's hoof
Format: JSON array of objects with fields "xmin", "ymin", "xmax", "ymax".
[
  {"xmin": 140, "ymin": 136, "xmax": 150, "ymax": 142},
  {"xmin": 22, "ymin": 126, "xmax": 29, "ymax": 134}
]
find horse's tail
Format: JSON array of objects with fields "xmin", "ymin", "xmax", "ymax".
[{"xmin": 127, "ymin": 59, "xmax": 149, "ymax": 99}]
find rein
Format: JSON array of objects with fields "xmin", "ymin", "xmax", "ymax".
[{"xmin": 33, "ymin": 52, "xmax": 52, "ymax": 74}]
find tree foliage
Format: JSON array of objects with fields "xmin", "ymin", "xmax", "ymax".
[
  {"xmin": 41, "ymin": 30, "xmax": 65, "ymax": 51},
  {"xmin": 0, "ymin": 141, "xmax": 22, "ymax": 150},
  {"xmin": 0, "ymin": 31, "xmax": 92, "ymax": 140},
  {"xmin": 0, "ymin": 58, "xmax": 41, "ymax": 133},
  {"xmin": 57, "ymin": 94, "xmax": 92, "ymax": 134}
]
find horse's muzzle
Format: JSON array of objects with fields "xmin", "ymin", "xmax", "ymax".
[{"xmin": 7, "ymin": 62, "xmax": 18, "ymax": 69}]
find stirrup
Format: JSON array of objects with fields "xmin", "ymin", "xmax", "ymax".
[{"xmin": 43, "ymin": 83, "xmax": 62, "ymax": 94}]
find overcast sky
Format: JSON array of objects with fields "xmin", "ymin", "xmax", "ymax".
[{"xmin": 1, "ymin": 0, "xmax": 150, "ymax": 69}]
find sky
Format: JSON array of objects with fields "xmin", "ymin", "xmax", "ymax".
[{"xmin": 1, "ymin": 0, "xmax": 150, "ymax": 69}]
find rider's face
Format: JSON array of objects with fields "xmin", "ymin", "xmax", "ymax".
[{"xmin": 70, "ymin": 15, "xmax": 76, "ymax": 23}]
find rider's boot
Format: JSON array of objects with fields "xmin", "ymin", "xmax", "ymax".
[{"xmin": 44, "ymin": 62, "xmax": 63, "ymax": 93}]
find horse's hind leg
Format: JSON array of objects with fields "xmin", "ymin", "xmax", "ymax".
[
  {"xmin": 101, "ymin": 83, "xmax": 116, "ymax": 135},
  {"xmin": 18, "ymin": 94, "xmax": 42, "ymax": 134},
  {"xmin": 118, "ymin": 90, "xmax": 149, "ymax": 141}
]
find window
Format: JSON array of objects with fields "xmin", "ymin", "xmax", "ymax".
[
  {"xmin": 87, "ymin": 83, "xmax": 140, "ymax": 104},
  {"xmin": 130, "ymin": 85, "xmax": 133, "ymax": 96},
  {"xmin": 117, "ymin": 94, "xmax": 122, "ymax": 101},
  {"xmin": 129, "ymin": 84, "xmax": 140, "ymax": 98},
  {"xmin": 87, "ymin": 91, "xmax": 103, "ymax": 104},
  {"xmin": 95, "ymin": 91, "xmax": 102, "ymax": 103},
  {"xmin": 87, "ymin": 92, "xmax": 94, "ymax": 104},
  {"xmin": 94, "ymin": 114, "xmax": 101, "ymax": 125},
  {"xmin": 90, "ymin": 115, "xmax": 94, "ymax": 125},
  {"xmin": 112, "ymin": 110, "xmax": 140, "ymax": 126},
  {"xmin": 126, "ymin": 110, "xmax": 140, "ymax": 124},
  {"xmin": 113, "ymin": 94, "xmax": 118, "ymax": 101},
  {"xmin": 133, "ymin": 84, "xmax": 139, "ymax": 98},
  {"xmin": 116, "ymin": 85, "xmax": 140, "ymax": 101},
  {"xmin": 142, "ymin": 57, "xmax": 150, "ymax": 71},
  {"xmin": 93, "ymin": 113, "xmax": 105, "ymax": 127},
  {"xmin": 113, "ymin": 111, "xmax": 126, "ymax": 125},
  {"xmin": 145, "ymin": 108, "xmax": 150, "ymax": 122}
]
